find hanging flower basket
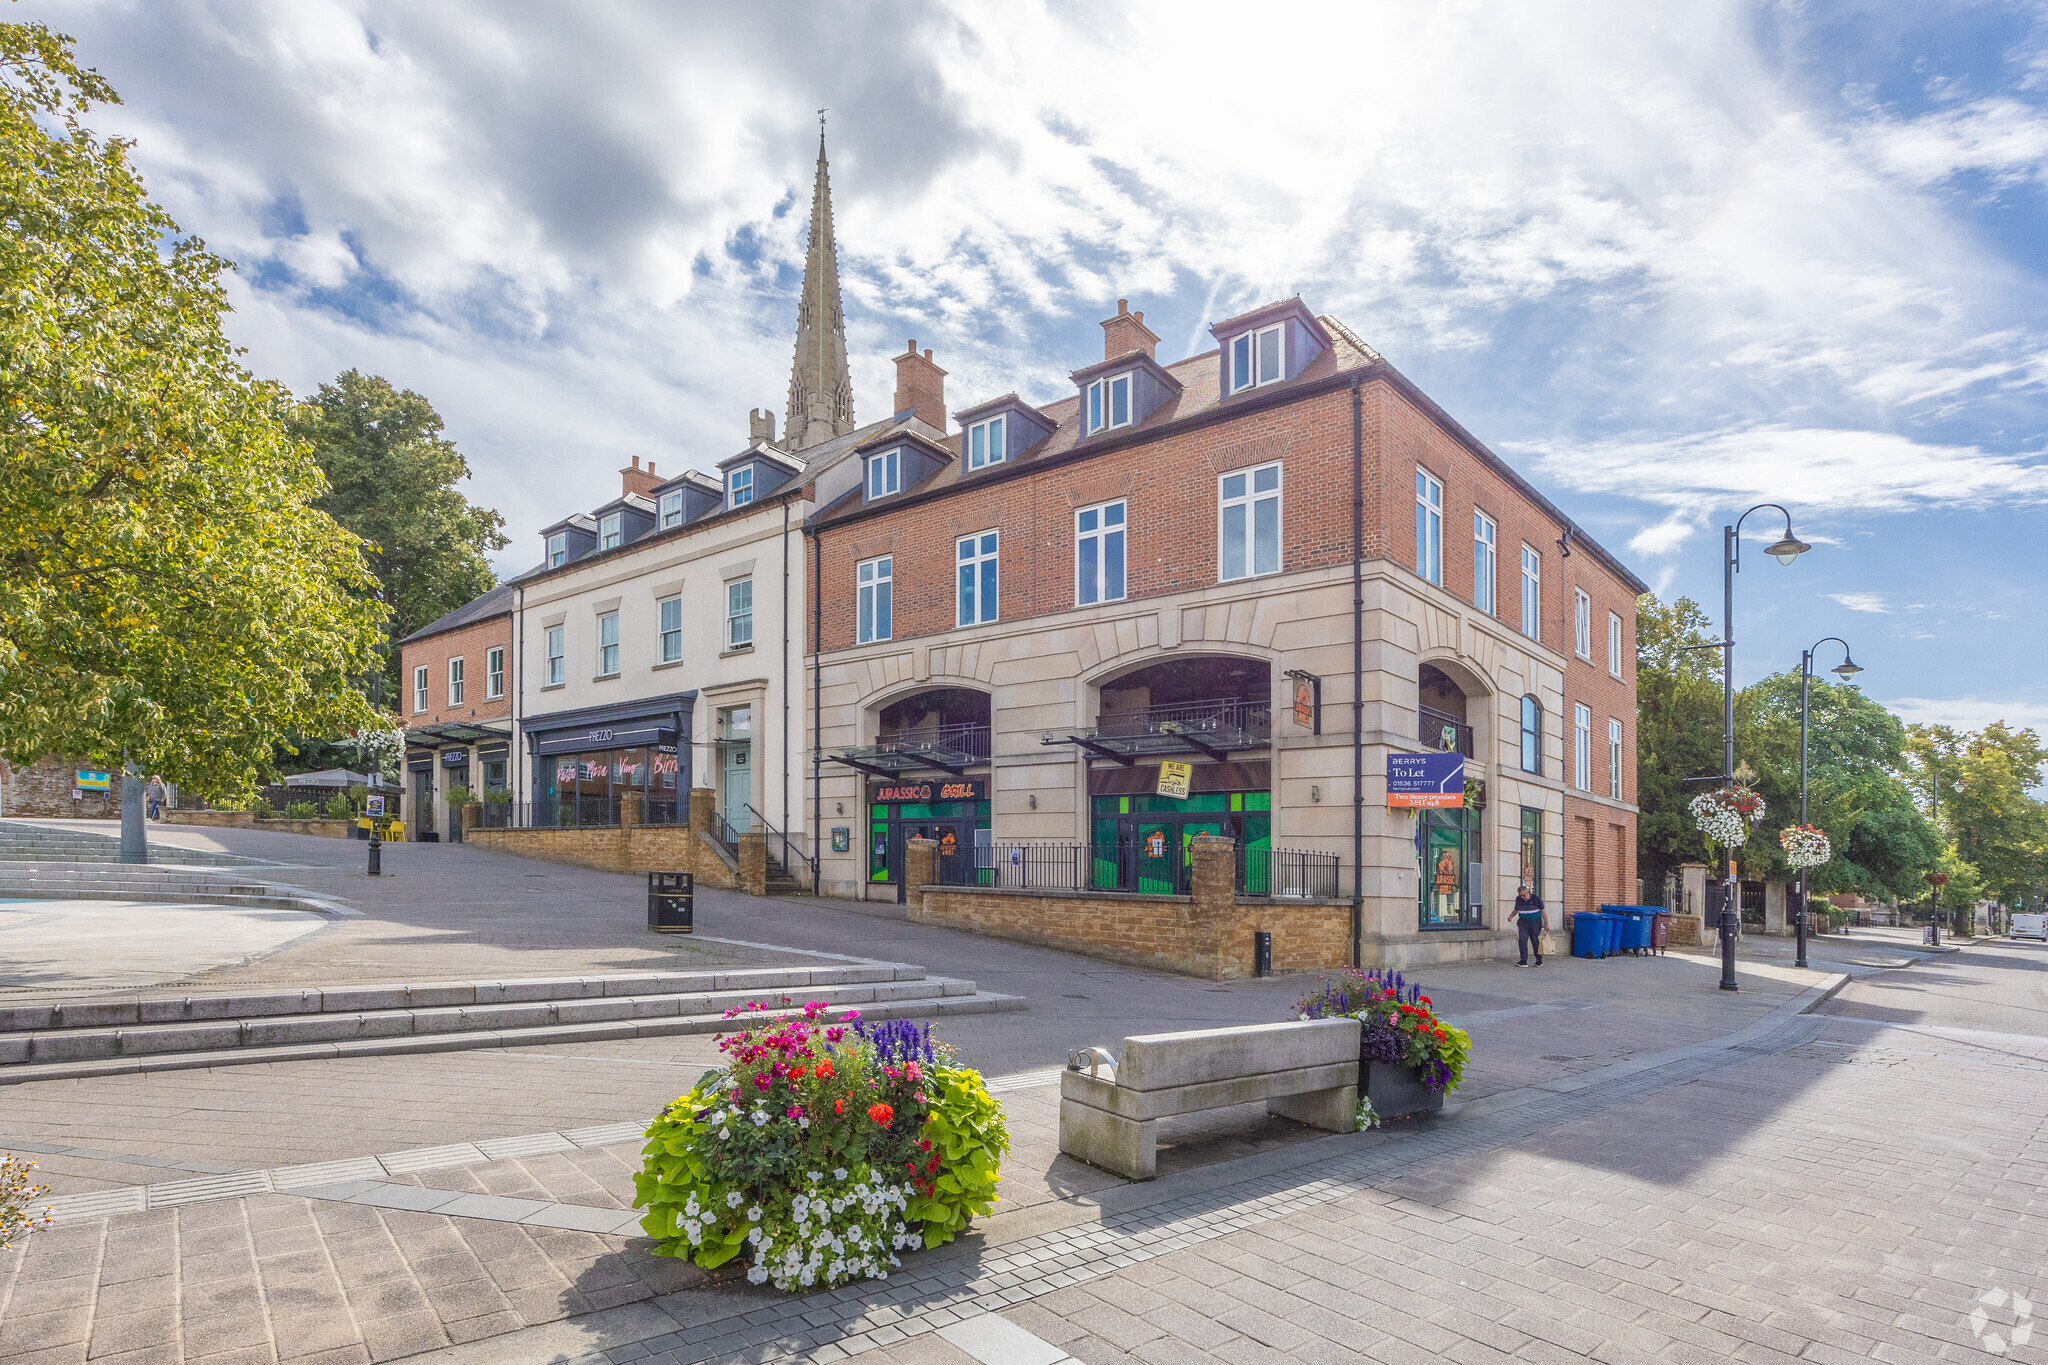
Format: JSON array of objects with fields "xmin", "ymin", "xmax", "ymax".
[
  {"xmin": 1779, "ymin": 824, "xmax": 1831, "ymax": 869},
  {"xmin": 1688, "ymin": 785, "xmax": 1766, "ymax": 849}
]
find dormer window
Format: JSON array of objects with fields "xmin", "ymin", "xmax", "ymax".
[
  {"xmin": 547, "ymin": 532, "xmax": 567, "ymax": 568},
  {"xmin": 729, "ymin": 467, "xmax": 754, "ymax": 509},
  {"xmin": 600, "ymin": 512, "xmax": 622, "ymax": 550},
  {"xmin": 866, "ymin": 448, "xmax": 900, "ymax": 499},
  {"xmin": 659, "ymin": 490, "xmax": 684, "ymax": 529},
  {"xmin": 966, "ymin": 415, "xmax": 1006, "ymax": 471},
  {"xmin": 1229, "ymin": 324, "xmax": 1283, "ymax": 393},
  {"xmin": 1085, "ymin": 373, "xmax": 1133, "ymax": 435}
]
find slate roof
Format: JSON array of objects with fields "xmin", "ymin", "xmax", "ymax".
[{"xmin": 400, "ymin": 580, "xmax": 516, "ymax": 645}]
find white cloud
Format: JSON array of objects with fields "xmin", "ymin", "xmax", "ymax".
[
  {"xmin": 1827, "ymin": 592, "xmax": 1893, "ymax": 614},
  {"xmin": 1884, "ymin": 695, "xmax": 2048, "ymax": 738},
  {"xmin": 1627, "ymin": 511, "xmax": 1701, "ymax": 558}
]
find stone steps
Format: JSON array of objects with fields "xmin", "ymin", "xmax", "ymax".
[
  {"xmin": 0, "ymin": 820, "xmax": 258, "ymax": 867},
  {"xmin": 0, "ymin": 965, "xmax": 1023, "ymax": 1083}
]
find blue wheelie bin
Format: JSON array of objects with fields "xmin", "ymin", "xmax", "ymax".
[
  {"xmin": 1572, "ymin": 910, "xmax": 1611, "ymax": 958},
  {"xmin": 1603, "ymin": 905, "xmax": 1653, "ymax": 955}
]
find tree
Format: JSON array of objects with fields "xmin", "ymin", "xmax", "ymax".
[
  {"xmin": 288, "ymin": 371, "xmax": 507, "ymax": 705},
  {"xmin": 0, "ymin": 20, "xmax": 384, "ymax": 798},
  {"xmin": 1905, "ymin": 722, "xmax": 2048, "ymax": 907},
  {"xmin": 1634, "ymin": 594, "xmax": 1724, "ymax": 898}
]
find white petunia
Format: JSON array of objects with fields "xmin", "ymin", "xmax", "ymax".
[
  {"xmin": 726, "ymin": 1191, "xmax": 743, "ymax": 1208},
  {"xmin": 746, "ymin": 1265, "xmax": 768, "ymax": 1285},
  {"xmin": 748, "ymin": 1205, "xmax": 762, "ymax": 1222}
]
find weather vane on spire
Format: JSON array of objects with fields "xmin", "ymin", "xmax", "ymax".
[{"xmin": 818, "ymin": 108, "xmax": 827, "ymax": 133}]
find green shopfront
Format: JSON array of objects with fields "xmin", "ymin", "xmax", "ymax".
[
  {"xmin": 1087, "ymin": 761, "xmax": 1272, "ymax": 895},
  {"xmin": 866, "ymin": 778, "xmax": 990, "ymax": 888}
]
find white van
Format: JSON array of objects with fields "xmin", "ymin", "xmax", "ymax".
[{"xmin": 2011, "ymin": 913, "xmax": 2047, "ymax": 942}]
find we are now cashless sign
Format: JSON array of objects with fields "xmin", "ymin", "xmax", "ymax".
[{"xmin": 1386, "ymin": 753, "xmax": 1465, "ymax": 808}]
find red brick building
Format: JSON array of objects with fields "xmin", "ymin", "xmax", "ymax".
[
  {"xmin": 396, "ymin": 583, "xmax": 514, "ymax": 840},
  {"xmin": 803, "ymin": 295, "xmax": 1645, "ymax": 963}
]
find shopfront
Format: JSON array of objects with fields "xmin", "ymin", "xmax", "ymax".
[
  {"xmin": 522, "ymin": 693, "xmax": 695, "ymax": 826},
  {"xmin": 1415, "ymin": 778, "xmax": 1487, "ymax": 929},
  {"xmin": 1086, "ymin": 760, "xmax": 1271, "ymax": 895},
  {"xmin": 867, "ymin": 777, "xmax": 990, "ymax": 887}
]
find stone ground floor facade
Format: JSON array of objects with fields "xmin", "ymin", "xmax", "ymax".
[{"xmin": 809, "ymin": 561, "xmax": 1637, "ymax": 967}]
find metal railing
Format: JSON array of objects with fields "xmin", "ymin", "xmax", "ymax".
[
  {"xmin": 476, "ymin": 795, "xmax": 619, "ymax": 829},
  {"xmin": 746, "ymin": 804, "xmax": 816, "ymax": 888},
  {"xmin": 1238, "ymin": 846, "xmax": 1342, "ymax": 899},
  {"xmin": 872, "ymin": 722, "xmax": 993, "ymax": 764},
  {"xmin": 1418, "ymin": 705, "xmax": 1474, "ymax": 758},
  {"xmin": 930, "ymin": 839, "xmax": 1335, "ymax": 898},
  {"xmin": 710, "ymin": 810, "xmax": 741, "ymax": 854},
  {"xmin": 1097, "ymin": 697, "xmax": 1271, "ymax": 744}
]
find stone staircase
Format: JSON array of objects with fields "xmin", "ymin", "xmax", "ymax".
[
  {"xmin": 0, "ymin": 963, "xmax": 1022, "ymax": 1084},
  {"xmin": 0, "ymin": 820, "xmax": 260, "ymax": 867}
]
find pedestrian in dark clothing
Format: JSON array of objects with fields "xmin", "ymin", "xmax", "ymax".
[{"xmin": 1515, "ymin": 883, "xmax": 1546, "ymax": 966}]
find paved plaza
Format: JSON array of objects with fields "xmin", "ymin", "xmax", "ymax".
[{"xmin": 1, "ymin": 823, "xmax": 2039, "ymax": 1364}]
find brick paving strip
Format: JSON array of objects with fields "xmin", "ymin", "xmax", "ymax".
[{"xmin": 384, "ymin": 975, "xmax": 1853, "ymax": 1365}]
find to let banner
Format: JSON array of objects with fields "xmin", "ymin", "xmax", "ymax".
[{"xmin": 1386, "ymin": 752, "xmax": 1464, "ymax": 808}]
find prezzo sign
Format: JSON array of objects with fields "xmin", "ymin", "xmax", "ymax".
[
  {"xmin": 871, "ymin": 779, "xmax": 986, "ymax": 804},
  {"xmin": 1386, "ymin": 752, "xmax": 1465, "ymax": 808},
  {"xmin": 588, "ymin": 728, "xmax": 616, "ymax": 743}
]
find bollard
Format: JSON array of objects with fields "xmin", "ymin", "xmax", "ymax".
[
  {"xmin": 368, "ymin": 825, "xmax": 382, "ymax": 876},
  {"xmin": 1254, "ymin": 931, "xmax": 1272, "ymax": 978}
]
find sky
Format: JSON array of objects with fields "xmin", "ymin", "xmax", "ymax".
[{"xmin": 23, "ymin": 0, "xmax": 2048, "ymax": 745}]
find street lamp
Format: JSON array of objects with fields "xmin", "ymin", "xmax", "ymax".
[
  {"xmin": 1717, "ymin": 504, "xmax": 1811, "ymax": 992},
  {"xmin": 1796, "ymin": 638, "xmax": 1861, "ymax": 970}
]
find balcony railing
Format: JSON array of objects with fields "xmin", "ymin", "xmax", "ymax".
[
  {"xmin": 1418, "ymin": 705, "xmax": 1474, "ymax": 758},
  {"xmin": 825, "ymin": 722, "xmax": 992, "ymax": 777},
  {"xmin": 1043, "ymin": 698, "xmax": 1272, "ymax": 762}
]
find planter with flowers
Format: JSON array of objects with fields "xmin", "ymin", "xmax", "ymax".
[
  {"xmin": 1296, "ymin": 968, "xmax": 1470, "ymax": 1120},
  {"xmin": 633, "ymin": 1004, "xmax": 1009, "ymax": 1291}
]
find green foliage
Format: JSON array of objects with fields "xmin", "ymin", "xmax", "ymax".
[
  {"xmin": 322, "ymin": 793, "xmax": 354, "ymax": 819},
  {"xmin": 1634, "ymin": 595, "xmax": 1725, "ymax": 896},
  {"xmin": 483, "ymin": 786, "xmax": 515, "ymax": 806},
  {"xmin": 1905, "ymin": 724, "xmax": 2048, "ymax": 908},
  {"xmin": 444, "ymin": 784, "xmax": 473, "ymax": 808},
  {"xmin": 906, "ymin": 1065, "xmax": 1009, "ymax": 1248},
  {"xmin": 284, "ymin": 801, "xmax": 317, "ymax": 821},
  {"xmin": 288, "ymin": 371, "xmax": 508, "ymax": 705},
  {"xmin": 0, "ymin": 21, "xmax": 386, "ymax": 798}
]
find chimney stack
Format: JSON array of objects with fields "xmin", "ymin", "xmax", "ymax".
[
  {"xmin": 749, "ymin": 408, "xmax": 776, "ymax": 444},
  {"xmin": 1101, "ymin": 298, "xmax": 1159, "ymax": 362},
  {"xmin": 893, "ymin": 339, "xmax": 948, "ymax": 432},
  {"xmin": 620, "ymin": 454, "xmax": 663, "ymax": 499}
]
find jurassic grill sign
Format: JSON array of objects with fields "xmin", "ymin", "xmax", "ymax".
[{"xmin": 869, "ymin": 778, "xmax": 987, "ymax": 804}]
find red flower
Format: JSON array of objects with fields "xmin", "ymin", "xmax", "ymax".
[
  {"xmin": 834, "ymin": 1099, "xmax": 844, "ymax": 1114},
  {"xmin": 816, "ymin": 1061, "xmax": 835, "ymax": 1079},
  {"xmin": 868, "ymin": 1103, "xmax": 895, "ymax": 1126}
]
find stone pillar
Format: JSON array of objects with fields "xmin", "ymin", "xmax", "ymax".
[
  {"xmin": 1189, "ymin": 834, "xmax": 1237, "ymax": 916},
  {"xmin": 739, "ymin": 831, "xmax": 768, "ymax": 897},
  {"xmin": 688, "ymin": 787, "xmax": 715, "ymax": 839},
  {"xmin": 904, "ymin": 836, "xmax": 937, "ymax": 899},
  {"xmin": 460, "ymin": 802, "xmax": 482, "ymax": 836},
  {"xmin": 1764, "ymin": 879, "xmax": 1788, "ymax": 935}
]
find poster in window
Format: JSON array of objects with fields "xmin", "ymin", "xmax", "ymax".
[
  {"xmin": 1145, "ymin": 829, "xmax": 1167, "ymax": 859},
  {"xmin": 831, "ymin": 827, "xmax": 850, "ymax": 853}
]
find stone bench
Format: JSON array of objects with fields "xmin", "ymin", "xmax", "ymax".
[{"xmin": 1058, "ymin": 1017, "xmax": 1361, "ymax": 1180}]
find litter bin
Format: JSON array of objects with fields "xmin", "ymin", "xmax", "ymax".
[
  {"xmin": 648, "ymin": 871, "xmax": 693, "ymax": 933},
  {"xmin": 1572, "ymin": 911, "xmax": 1609, "ymax": 958},
  {"xmin": 1647, "ymin": 909, "xmax": 1672, "ymax": 955}
]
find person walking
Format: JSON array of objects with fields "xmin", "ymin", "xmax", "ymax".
[
  {"xmin": 1514, "ymin": 881, "xmax": 1546, "ymax": 966},
  {"xmin": 145, "ymin": 775, "xmax": 165, "ymax": 821}
]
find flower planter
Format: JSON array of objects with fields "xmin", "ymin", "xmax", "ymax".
[{"xmin": 1361, "ymin": 1055, "xmax": 1444, "ymax": 1120}]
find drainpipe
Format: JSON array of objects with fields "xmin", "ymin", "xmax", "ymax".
[
  {"xmin": 513, "ymin": 585, "xmax": 524, "ymax": 809},
  {"xmin": 1350, "ymin": 375, "xmax": 1364, "ymax": 969},
  {"xmin": 810, "ymin": 522, "xmax": 823, "ymax": 896},
  {"xmin": 782, "ymin": 499, "xmax": 791, "ymax": 841}
]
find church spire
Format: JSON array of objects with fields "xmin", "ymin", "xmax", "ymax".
[{"xmin": 785, "ymin": 123, "xmax": 855, "ymax": 451}]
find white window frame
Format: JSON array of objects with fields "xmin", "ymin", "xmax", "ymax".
[
  {"xmin": 659, "ymin": 595, "xmax": 682, "ymax": 664},
  {"xmin": 659, "ymin": 491, "xmax": 684, "ymax": 530},
  {"xmin": 1520, "ymin": 545, "xmax": 1541, "ymax": 643},
  {"xmin": 865, "ymin": 449, "xmax": 899, "ymax": 499},
  {"xmin": 413, "ymin": 665, "xmax": 429, "ymax": 714},
  {"xmin": 1414, "ymin": 468, "xmax": 1443, "ymax": 586},
  {"xmin": 1228, "ymin": 323, "xmax": 1284, "ymax": 394},
  {"xmin": 1608, "ymin": 717, "xmax": 1624, "ymax": 800},
  {"xmin": 1573, "ymin": 703, "xmax": 1592, "ymax": 792},
  {"xmin": 957, "ymin": 530, "xmax": 999, "ymax": 627},
  {"xmin": 599, "ymin": 512, "xmax": 622, "ymax": 551},
  {"xmin": 1473, "ymin": 510, "xmax": 1497, "ymax": 615},
  {"xmin": 726, "ymin": 579, "xmax": 753, "ymax": 650},
  {"xmin": 1574, "ymin": 589, "xmax": 1592, "ymax": 659},
  {"xmin": 966, "ymin": 415, "xmax": 1006, "ymax": 471},
  {"xmin": 545, "ymin": 626, "xmax": 564, "ymax": 687},
  {"xmin": 447, "ymin": 656, "xmax": 464, "ymax": 706},
  {"xmin": 1085, "ymin": 372, "xmax": 1134, "ymax": 435},
  {"xmin": 486, "ymin": 646, "xmax": 504, "ymax": 699},
  {"xmin": 1218, "ymin": 461, "xmax": 1282, "ymax": 582},
  {"xmin": 547, "ymin": 532, "xmax": 566, "ymax": 569},
  {"xmin": 729, "ymin": 466, "xmax": 755, "ymax": 509},
  {"xmin": 597, "ymin": 612, "xmax": 620, "ymax": 676},
  {"xmin": 857, "ymin": 556, "xmax": 892, "ymax": 645},
  {"xmin": 1608, "ymin": 612, "xmax": 1624, "ymax": 677},
  {"xmin": 1075, "ymin": 499, "xmax": 1127, "ymax": 606}
]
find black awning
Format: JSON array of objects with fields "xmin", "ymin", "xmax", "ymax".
[{"xmin": 821, "ymin": 732, "xmax": 990, "ymax": 779}]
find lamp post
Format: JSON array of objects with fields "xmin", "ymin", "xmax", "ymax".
[
  {"xmin": 1796, "ymin": 638, "xmax": 1862, "ymax": 970},
  {"xmin": 1716, "ymin": 505, "xmax": 1811, "ymax": 992}
]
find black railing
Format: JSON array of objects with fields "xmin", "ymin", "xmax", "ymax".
[
  {"xmin": 1098, "ymin": 697, "xmax": 1272, "ymax": 745},
  {"xmin": 640, "ymin": 789, "xmax": 683, "ymax": 825},
  {"xmin": 746, "ymin": 804, "xmax": 816, "ymax": 888},
  {"xmin": 1238, "ymin": 846, "xmax": 1342, "ymax": 899},
  {"xmin": 476, "ymin": 795, "xmax": 617, "ymax": 829},
  {"xmin": 710, "ymin": 810, "xmax": 741, "ymax": 853},
  {"xmin": 872, "ymin": 722, "xmax": 993, "ymax": 764},
  {"xmin": 1418, "ymin": 705, "xmax": 1474, "ymax": 758}
]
